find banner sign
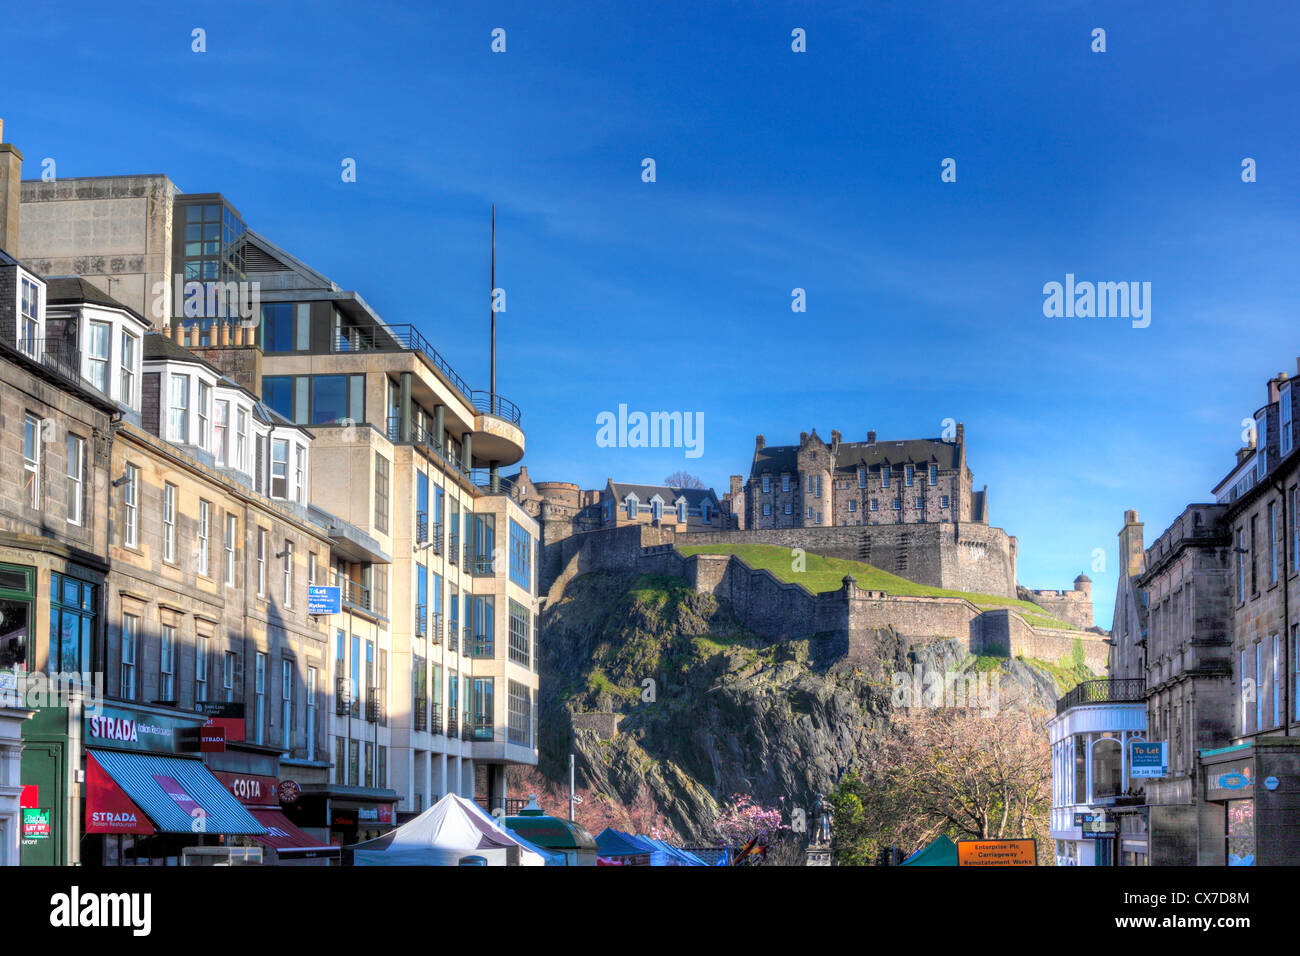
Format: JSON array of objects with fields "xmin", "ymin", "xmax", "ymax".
[{"xmin": 957, "ymin": 839, "xmax": 1038, "ymax": 867}]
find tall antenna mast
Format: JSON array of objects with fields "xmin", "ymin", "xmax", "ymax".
[{"xmin": 490, "ymin": 203, "xmax": 496, "ymax": 399}]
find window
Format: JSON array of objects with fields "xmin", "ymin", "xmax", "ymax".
[
  {"xmin": 882, "ymin": 469, "xmax": 890, "ymax": 489},
  {"xmin": 224, "ymin": 651, "xmax": 236, "ymax": 702},
  {"xmin": 197, "ymin": 500, "xmax": 211, "ymax": 576},
  {"xmin": 702, "ymin": 503, "xmax": 712, "ymax": 523},
  {"xmin": 807, "ymin": 507, "xmax": 813, "ymax": 520},
  {"xmin": 160, "ymin": 624, "xmax": 175, "ymax": 700},
  {"xmin": 893, "ymin": 498, "xmax": 902, "ymax": 511},
  {"xmin": 257, "ymin": 528, "xmax": 267, "ymax": 596},
  {"xmin": 19, "ymin": 277, "xmax": 40, "ymax": 350},
  {"xmin": 906, "ymin": 465, "xmax": 914, "ymax": 487},
  {"xmin": 48, "ymin": 574, "xmax": 95, "ymax": 675},
  {"xmin": 270, "ymin": 438, "xmax": 289, "ymax": 498},
  {"xmin": 1293, "ymin": 488, "xmax": 1300, "ymax": 574},
  {"xmin": 677, "ymin": 500, "xmax": 686, "ymax": 523},
  {"xmin": 87, "ymin": 321, "xmax": 110, "ymax": 392},
  {"xmin": 871, "ymin": 499, "xmax": 878, "ymax": 511},
  {"xmin": 283, "ymin": 540, "xmax": 294, "ymax": 608},
  {"xmin": 1274, "ymin": 634, "xmax": 1281, "ymax": 728},
  {"xmin": 168, "ymin": 374, "xmax": 189, "ymax": 442},
  {"xmin": 509, "ymin": 519, "xmax": 532, "ymax": 590},
  {"xmin": 916, "ymin": 497, "xmax": 923, "ymax": 509},
  {"xmin": 196, "ymin": 634, "xmax": 209, "ymax": 703},
  {"xmin": 509, "ymin": 599, "xmax": 531, "ymax": 667},
  {"xmin": 509, "ymin": 680, "xmax": 532, "ymax": 746},
  {"xmin": 377, "ymin": 745, "xmax": 387, "ymax": 788},
  {"xmin": 119, "ymin": 331, "xmax": 137, "ymax": 406},
  {"xmin": 254, "ymin": 652, "xmax": 266, "ymax": 745},
  {"xmin": 295, "ymin": 445, "xmax": 306, "ymax": 505},
  {"xmin": 1241, "ymin": 650, "xmax": 1249, "ymax": 734},
  {"xmin": 1281, "ymin": 385, "xmax": 1294, "ymax": 456},
  {"xmin": 1237, "ymin": 528, "xmax": 1247, "ymax": 602},
  {"xmin": 163, "ymin": 483, "xmax": 177, "ymax": 562},
  {"xmin": 66, "ymin": 434, "xmax": 84, "ymax": 525},
  {"xmin": 22, "ymin": 414, "xmax": 40, "ymax": 508},
  {"xmin": 282, "ymin": 660, "xmax": 294, "ymax": 750},
  {"xmin": 1258, "ymin": 415, "xmax": 1268, "ymax": 480},
  {"xmin": 781, "ymin": 475, "xmax": 790, "ymax": 492},
  {"xmin": 626, "ymin": 497, "xmax": 637, "ymax": 519},
  {"xmin": 124, "ymin": 464, "xmax": 139, "ymax": 547},
  {"xmin": 306, "ymin": 667, "xmax": 317, "ymax": 757},
  {"xmin": 374, "ymin": 453, "xmax": 389, "ymax": 533},
  {"xmin": 929, "ymin": 464, "xmax": 938, "ymax": 485},
  {"xmin": 308, "ymin": 552, "xmax": 318, "ymax": 586},
  {"xmin": 471, "ymin": 677, "xmax": 494, "ymax": 740},
  {"xmin": 762, "ymin": 475, "xmax": 771, "ymax": 493},
  {"xmin": 784, "ymin": 502, "xmax": 792, "ymax": 515},
  {"xmin": 235, "ymin": 408, "xmax": 248, "ymax": 471},
  {"xmin": 214, "ymin": 400, "xmax": 229, "ymax": 466},
  {"xmin": 1251, "ymin": 516, "xmax": 1259, "ymax": 595},
  {"xmin": 1293, "ymin": 625, "xmax": 1300, "ymax": 722},
  {"xmin": 763, "ymin": 503, "xmax": 771, "ymax": 517},
  {"xmin": 120, "ymin": 614, "xmax": 138, "ymax": 700},
  {"xmin": 1270, "ymin": 503, "xmax": 1279, "ymax": 586},
  {"xmin": 261, "ymin": 303, "xmax": 296, "ymax": 353},
  {"xmin": 651, "ymin": 499, "xmax": 662, "ymax": 521},
  {"xmin": 941, "ymin": 495, "xmax": 950, "ymax": 509},
  {"xmin": 1257, "ymin": 642, "xmax": 1265, "ymax": 732},
  {"xmin": 225, "ymin": 514, "xmax": 237, "ymax": 585}
]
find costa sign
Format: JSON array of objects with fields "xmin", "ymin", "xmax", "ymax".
[{"xmin": 213, "ymin": 771, "xmax": 280, "ymax": 806}]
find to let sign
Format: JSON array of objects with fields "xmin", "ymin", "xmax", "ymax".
[
  {"xmin": 307, "ymin": 585, "xmax": 341, "ymax": 615},
  {"xmin": 1130, "ymin": 740, "xmax": 1167, "ymax": 779}
]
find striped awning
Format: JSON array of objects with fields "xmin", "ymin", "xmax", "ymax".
[{"xmin": 88, "ymin": 750, "xmax": 266, "ymax": 836}]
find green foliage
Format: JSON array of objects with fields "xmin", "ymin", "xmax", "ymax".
[
  {"xmin": 1071, "ymin": 637, "xmax": 1087, "ymax": 671},
  {"xmin": 828, "ymin": 775, "xmax": 876, "ymax": 867}
]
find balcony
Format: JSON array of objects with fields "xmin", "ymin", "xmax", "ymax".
[
  {"xmin": 430, "ymin": 612, "xmax": 443, "ymax": 646},
  {"xmin": 470, "ymin": 556, "xmax": 496, "ymax": 577},
  {"xmin": 415, "ymin": 604, "xmax": 427, "ymax": 638},
  {"xmin": 468, "ymin": 633, "xmax": 494, "ymax": 658},
  {"xmin": 471, "ymin": 469, "xmax": 517, "ymax": 497},
  {"xmin": 366, "ymin": 689, "xmax": 383, "ymax": 724},
  {"xmin": 446, "ymin": 711, "xmax": 459, "ymax": 737},
  {"xmin": 470, "ymin": 391, "xmax": 521, "ymax": 427},
  {"xmin": 465, "ymin": 715, "xmax": 493, "ymax": 742},
  {"xmin": 332, "ymin": 572, "xmax": 372, "ymax": 616},
  {"xmin": 387, "ymin": 416, "xmax": 472, "ymax": 479},
  {"xmin": 448, "ymin": 624, "xmax": 458, "ymax": 653},
  {"xmin": 15, "ymin": 337, "xmax": 84, "ymax": 388},
  {"xmin": 429, "ymin": 708, "xmax": 443, "ymax": 736},
  {"xmin": 1056, "ymin": 678, "xmax": 1146, "ymax": 715},
  {"xmin": 335, "ymin": 324, "xmax": 473, "ymax": 397},
  {"xmin": 413, "ymin": 698, "xmax": 427, "ymax": 732},
  {"xmin": 335, "ymin": 676, "xmax": 353, "ymax": 716},
  {"xmin": 448, "ymin": 535, "xmax": 460, "ymax": 566}
]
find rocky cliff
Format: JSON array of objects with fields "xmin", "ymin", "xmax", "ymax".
[{"xmin": 529, "ymin": 569, "xmax": 1088, "ymax": 841}]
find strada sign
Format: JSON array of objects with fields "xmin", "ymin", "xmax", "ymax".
[{"xmin": 86, "ymin": 705, "xmax": 203, "ymax": 754}]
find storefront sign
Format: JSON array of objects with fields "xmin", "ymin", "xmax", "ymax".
[
  {"xmin": 1207, "ymin": 763, "xmax": 1255, "ymax": 801},
  {"xmin": 278, "ymin": 779, "xmax": 302, "ymax": 806},
  {"xmin": 957, "ymin": 839, "xmax": 1038, "ymax": 866},
  {"xmin": 214, "ymin": 771, "xmax": 280, "ymax": 806},
  {"xmin": 200, "ymin": 702, "xmax": 247, "ymax": 745},
  {"xmin": 1130, "ymin": 740, "xmax": 1167, "ymax": 779},
  {"xmin": 153, "ymin": 775, "xmax": 201, "ymax": 819},
  {"xmin": 307, "ymin": 585, "xmax": 341, "ymax": 615},
  {"xmin": 86, "ymin": 704, "xmax": 202, "ymax": 754},
  {"xmin": 22, "ymin": 808, "xmax": 50, "ymax": 840},
  {"xmin": 85, "ymin": 753, "xmax": 155, "ymax": 835}
]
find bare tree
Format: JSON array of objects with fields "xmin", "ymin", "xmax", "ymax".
[{"xmin": 664, "ymin": 471, "xmax": 704, "ymax": 489}]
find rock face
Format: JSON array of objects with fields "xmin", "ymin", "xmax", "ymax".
[{"xmin": 536, "ymin": 570, "xmax": 1072, "ymax": 841}]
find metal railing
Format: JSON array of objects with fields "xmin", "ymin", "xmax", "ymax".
[
  {"xmin": 366, "ymin": 688, "xmax": 383, "ymax": 724},
  {"xmin": 470, "ymin": 390, "xmax": 521, "ymax": 426},
  {"xmin": 468, "ymin": 634, "xmax": 494, "ymax": 658},
  {"xmin": 1056, "ymin": 678, "xmax": 1146, "ymax": 715},
  {"xmin": 430, "ymin": 612, "xmax": 443, "ymax": 645},
  {"xmin": 415, "ymin": 604, "xmax": 427, "ymax": 638},
  {"xmin": 448, "ymin": 623, "xmax": 458, "ymax": 652},
  {"xmin": 332, "ymin": 572, "xmax": 372, "ymax": 614},
  {"xmin": 335, "ymin": 676, "xmax": 353, "ymax": 716},
  {"xmin": 446, "ymin": 711, "xmax": 459, "ymax": 737},
  {"xmin": 413, "ymin": 698, "xmax": 427, "ymax": 732},
  {"xmin": 448, "ymin": 533, "xmax": 459, "ymax": 565},
  {"xmin": 465, "ymin": 715, "xmax": 493, "ymax": 741},
  {"xmin": 16, "ymin": 337, "xmax": 84, "ymax": 386},
  {"xmin": 470, "ymin": 470, "xmax": 517, "ymax": 497},
  {"xmin": 429, "ymin": 708, "xmax": 443, "ymax": 736},
  {"xmin": 334, "ymin": 324, "xmax": 473, "ymax": 396}
]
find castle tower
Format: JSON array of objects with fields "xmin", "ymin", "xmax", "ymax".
[{"xmin": 1073, "ymin": 573, "xmax": 1092, "ymax": 599}]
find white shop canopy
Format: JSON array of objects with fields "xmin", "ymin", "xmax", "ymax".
[{"xmin": 348, "ymin": 793, "xmax": 560, "ymax": 866}]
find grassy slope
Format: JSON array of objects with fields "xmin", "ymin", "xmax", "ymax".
[{"xmin": 675, "ymin": 542, "xmax": 1076, "ymax": 629}]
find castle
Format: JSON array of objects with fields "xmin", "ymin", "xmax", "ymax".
[{"xmin": 509, "ymin": 424, "xmax": 1099, "ymax": 640}]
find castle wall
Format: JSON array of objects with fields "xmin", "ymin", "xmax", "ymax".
[
  {"xmin": 1027, "ymin": 589, "xmax": 1094, "ymax": 630},
  {"xmin": 678, "ymin": 521, "xmax": 1018, "ymax": 599},
  {"xmin": 549, "ymin": 524, "xmax": 1107, "ymax": 671}
]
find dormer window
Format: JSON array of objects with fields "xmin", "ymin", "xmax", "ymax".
[
  {"xmin": 19, "ymin": 276, "xmax": 41, "ymax": 354},
  {"xmin": 1257, "ymin": 415, "xmax": 1268, "ymax": 480},
  {"xmin": 87, "ymin": 321, "xmax": 110, "ymax": 392},
  {"xmin": 702, "ymin": 503, "xmax": 712, "ymax": 524},
  {"xmin": 168, "ymin": 374, "xmax": 190, "ymax": 442},
  {"xmin": 906, "ymin": 465, "xmax": 915, "ymax": 487},
  {"xmin": 651, "ymin": 499, "xmax": 662, "ymax": 521},
  {"xmin": 858, "ymin": 467, "xmax": 866, "ymax": 488},
  {"xmin": 626, "ymin": 497, "xmax": 637, "ymax": 519},
  {"xmin": 677, "ymin": 500, "xmax": 687, "ymax": 522},
  {"xmin": 119, "ymin": 331, "xmax": 138, "ymax": 407},
  {"xmin": 929, "ymin": 464, "xmax": 938, "ymax": 485},
  {"xmin": 271, "ymin": 438, "xmax": 289, "ymax": 498},
  {"xmin": 882, "ymin": 468, "xmax": 891, "ymax": 489},
  {"xmin": 1282, "ymin": 385, "xmax": 1293, "ymax": 457}
]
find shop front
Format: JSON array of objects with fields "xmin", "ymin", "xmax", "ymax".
[
  {"xmin": 1200, "ymin": 737, "xmax": 1300, "ymax": 866},
  {"xmin": 290, "ymin": 783, "xmax": 397, "ymax": 847},
  {"xmin": 213, "ymin": 769, "xmax": 340, "ymax": 866},
  {"xmin": 81, "ymin": 702, "xmax": 267, "ymax": 866}
]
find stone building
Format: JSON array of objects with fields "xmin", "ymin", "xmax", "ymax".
[
  {"xmin": 1025, "ymin": 575, "xmax": 1095, "ymax": 630},
  {"xmin": 743, "ymin": 426, "xmax": 983, "ymax": 529}
]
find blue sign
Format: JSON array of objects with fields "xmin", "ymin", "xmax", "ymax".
[
  {"xmin": 307, "ymin": 585, "xmax": 341, "ymax": 615},
  {"xmin": 1130, "ymin": 740, "xmax": 1167, "ymax": 779}
]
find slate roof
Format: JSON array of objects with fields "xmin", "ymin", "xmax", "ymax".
[
  {"xmin": 750, "ymin": 436, "xmax": 961, "ymax": 477},
  {"xmin": 608, "ymin": 481, "xmax": 719, "ymax": 507},
  {"xmin": 44, "ymin": 276, "xmax": 149, "ymax": 323}
]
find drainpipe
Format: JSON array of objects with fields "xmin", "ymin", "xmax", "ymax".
[{"xmin": 1276, "ymin": 476, "xmax": 1291, "ymax": 737}]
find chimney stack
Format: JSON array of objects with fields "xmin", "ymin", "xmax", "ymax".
[
  {"xmin": 755, "ymin": 434, "xmax": 765, "ymax": 451},
  {"xmin": 867, "ymin": 430, "xmax": 877, "ymax": 443},
  {"xmin": 1118, "ymin": 509, "xmax": 1145, "ymax": 578},
  {"xmin": 0, "ymin": 119, "xmax": 23, "ymax": 254},
  {"xmin": 955, "ymin": 422, "xmax": 965, "ymax": 445}
]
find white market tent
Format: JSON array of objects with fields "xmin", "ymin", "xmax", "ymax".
[{"xmin": 349, "ymin": 793, "xmax": 559, "ymax": 866}]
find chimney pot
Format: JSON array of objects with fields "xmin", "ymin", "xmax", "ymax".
[{"xmin": 867, "ymin": 430, "xmax": 877, "ymax": 443}]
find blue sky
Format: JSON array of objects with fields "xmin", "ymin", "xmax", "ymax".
[{"xmin": 9, "ymin": 0, "xmax": 1300, "ymax": 628}]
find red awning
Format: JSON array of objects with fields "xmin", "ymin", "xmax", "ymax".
[{"xmin": 249, "ymin": 809, "xmax": 339, "ymax": 856}]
